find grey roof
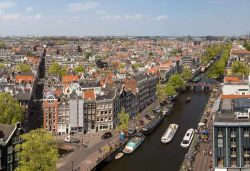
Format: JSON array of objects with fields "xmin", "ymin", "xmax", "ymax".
[
  {"xmin": 79, "ymin": 80, "xmax": 100, "ymax": 88},
  {"xmin": 0, "ymin": 124, "xmax": 15, "ymax": 142},
  {"xmin": 221, "ymin": 99, "xmax": 232, "ymax": 111},
  {"xmin": 15, "ymin": 90, "xmax": 31, "ymax": 101},
  {"xmin": 96, "ymin": 85, "xmax": 117, "ymax": 101}
]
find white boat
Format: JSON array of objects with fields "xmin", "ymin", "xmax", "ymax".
[
  {"xmin": 115, "ymin": 152, "xmax": 124, "ymax": 160},
  {"xmin": 161, "ymin": 124, "xmax": 179, "ymax": 143},
  {"xmin": 180, "ymin": 128, "xmax": 194, "ymax": 148}
]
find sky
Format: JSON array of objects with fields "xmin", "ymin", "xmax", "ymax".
[{"xmin": 0, "ymin": 0, "xmax": 249, "ymax": 36}]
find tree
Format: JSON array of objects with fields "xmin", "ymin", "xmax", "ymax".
[
  {"xmin": 0, "ymin": 93, "xmax": 24, "ymax": 125},
  {"xmin": 168, "ymin": 74, "xmax": 185, "ymax": 90},
  {"xmin": 231, "ymin": 61, "xmax": 249, "ymax": 76},
  {"xmin": 16, "ymin": 129, "xmax": 59, "ymax": 171},
  {"xmin": 0, "ymin": 41, "xmax": 5, "ymax": 49},
  {"xmin": 119, "ymin": 63, "xmax": 125, "ymax": 69},
  {"xmin": 26, "ymin": 51, "xmax": 33, "ymax": 57},
  {"xmin": 85, "ymin": 52, "xmax": 92, "ymax": 59},
  {"xmin": 15, "ymin": 64, "xmax": 31, "ymax": 72},
  {"xmin": 156, "ymin": 84, "xmax": 166, "ymax": 102},
  {"xmin": 0, "ymin": 63, "xmax": 5, "ymax": 69},
  {"xmin": 165, "ymin": 84, "xmax": 177, "ymax": 97},
  {"xmin": 48, "ymin": 62, "xmax": 66, "ymax": 76},
  {"xmin": 117, "ymin": 108, "xmax": 130, "ymax": 132},
  {"xmin": 73, "ymin": 65, "xmax": 85, "ymax": 73},
  {"xmin": 181, "ymin": 68, "xmax": 193, "ymax": 81}
]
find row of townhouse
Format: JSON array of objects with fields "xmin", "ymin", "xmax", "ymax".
[{"xmin": 42, "ymin": 72, "xmax": 158, "ymax": 135}]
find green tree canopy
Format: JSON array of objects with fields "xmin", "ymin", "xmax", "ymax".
[
  {"xmin": 0, "ymin": 41, "xmax": 6, "ymax": 48},
  {"xmin": 26, "ymin": 51, "xmax": 33, "ymax": 57},
  {"xmin": 201, "ymin": 44, "xmax": 223, "ymax": 64},
  {"xmin": 168, "ymin": 74, "xmax": 185, "ymax": 90},
  {"xmin": 48, "ymin": 62, "xmax": 66, "ymax": 76},
  {"xmin": 119, "ymin": 63, "xmax": 125, "ymax": 69},
  {"xmin": 208, "ymin": 43, "xmax": 232, "ymax": 79},
  {"xmin": 0, "ymin": 63, "xmax": 5, "ymax": 69},
  {"xmin": 181, "ymin": 68, "xmax": 193, "ymax": 81},
  {"xmin": 0, "ymin": 93, "xmax": 24, "ymax": 125},
  {"xmin": 231, "ymin": 61, "xmax": 250, "ymax": 76},
  {"xmin": 156, "ymin": 84, "xmax": 166, "ymax": 102},
  {"xmin": 16, "ymin": 129, "xmax": 59, "ymax": 171},
  {"xmin": 165, "ymin": 84, "xmax": 177, "ymax": 97},
  {"xmin": 85, "ymin": 52, "xmax": 93, "ymax": 59},
  {"xmin": 73, "ymin": 65, "xmax": 85, "ymax": 73},
  {"xmin": 15, "ymin": 64, "xmax": 31, "ymax": 72},
  {"xmin": 117, "ymin": 108, "xmax": 130, "ymax": 132}
]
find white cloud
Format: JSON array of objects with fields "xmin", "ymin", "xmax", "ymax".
[
  {"xmin": 67, "ymin": 1, "xmax": 99, "ymax": 12},
  {"xmin": 125, "ymin": 14, "xmax": 143, "ymax": 20},
  {"xmin": 26, "ymin": 6, "xmax": 33, "ymax": 12},
  {"xmin": 102, "ymin": 14, "xmax": 143, "ymax": 20},
  {"xmin": 0, "ymin": 13, "xmax": 43, "ymax": 21},
  {"xmin": 0, "ymin": 1, "xmax": 15, "ymax": 10},
  {"xmin": 64, "ymin": 16, "xmax": 80, "ymax": 20},
  {"xmin": 155, "ymin": 15, "xmax": 168, "ymax": 21},
  {"xmin": 0, "ymin": 13, "xmax": 20, "ymax": 21}
]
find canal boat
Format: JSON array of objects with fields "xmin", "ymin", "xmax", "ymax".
[
  {"xmin": 185, "ymin": 97, "xmax": 192, "ymax": 103},
  {"xmin": 115, "ymin": 152, "xmax": 124, "ymax": 160},
  {"xmin": 180, "ymin": 128, "xmax": 194, "ymax": 148},
  {"xmin": 200, "ymin": 66, "xmax": 205, "ymax": 73},
  {"xmin": 192, "ymin": 76, "xmax": 201, "ymax": 82},
  {"xmin": 122, "ymin": 133, "xmax": 145, "ymax": 154},
  {"xmin": 142, "ymin": 115, "xmax": 164, "ymax": 135},
  {"xmin": 161, "ymin": 124, "xmax": 179, "ymax": 143}
]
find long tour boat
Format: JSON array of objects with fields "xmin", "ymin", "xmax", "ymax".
[{"xmin": 161, "ymin": 124, "xmax": 179, "ymax": 143}]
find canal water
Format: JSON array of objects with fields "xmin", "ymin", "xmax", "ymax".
[{"xmin": 97, "ymin": 73, "xmax": 214, "ymax": 171}]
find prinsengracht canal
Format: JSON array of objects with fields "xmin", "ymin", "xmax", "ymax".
[{"xmin": 97, "ymin": 73, "xmax": 217, "ymax": 171}]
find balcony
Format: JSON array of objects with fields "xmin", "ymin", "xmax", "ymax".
[
  {"xmin": 244, "ymin": 132, "xmax": 249, "ymax": 137},
  {"xmin": 231, "ymin": 142, "xmax": 237, "ymax": 147},
  {"xmin": 231, "ymin": 153, "xmax": 237, "ymax": 158},
  {"xmin": 218, "ymin": 132, "xmax": 223, "ymax": 137},
  {"xmin": 231, "ymin": 132, "xmax": 236, "ymax": 138},
  {"xmin": 244, "ymin": 153, "xmax": 250, "ymax": 157}
]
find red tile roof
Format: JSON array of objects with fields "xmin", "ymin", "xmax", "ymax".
[
  {"xmin": 221, "ymin": 95, "xmax": 250, "ymax": 99},
  {"xmin": 15, "ymin": 75, "xmax": 34, "ymax": 83},
  {"xmin": 224, "ymin": 76, "xmax": 241, "ymax": 83},
  {"xmin": 83, "ymin": 90, "xmax": 95, "ymax": 101},
  {"xmin": 62, "ymin": 75, "xmax": 79, "ymax": 84}
]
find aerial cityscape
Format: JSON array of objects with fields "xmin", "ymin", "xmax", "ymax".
[{"xmin": 0, "ymin": 0, "xmax": 250, "ymax": 171}]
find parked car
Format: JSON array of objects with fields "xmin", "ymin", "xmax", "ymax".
[
  {"xmin": 139, "ymin": 120, "xmax": 145, "ymax": 125},
  {"xmin": 101, "ymin": 132, "xmax": 113, "ymax": 139},
  {"xmin": 64, "ymin": 135, "xmax": 80, "ymax": 143},
  {"xmin": 128, "ymin": 128, "xmax": 136, "ymax": 136},
  {"xmin": 145, "ymin": 114, "xmax": 152, "ymax": 120}
]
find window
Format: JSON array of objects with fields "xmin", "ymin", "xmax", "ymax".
[
  {"xmin": 8, "ymin": 146, "xmax": 13, "ymax": 154},
  {"xmin": 7, "ymin": 154, "xmax": 13, "ymax": 163},
  {"xmin": 7, "ymin": 164, "xmax": 12, "ymax": 171},
  {"xmin": 218, "ymin": 139, "xmax": 223, "ymax": 147}
]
